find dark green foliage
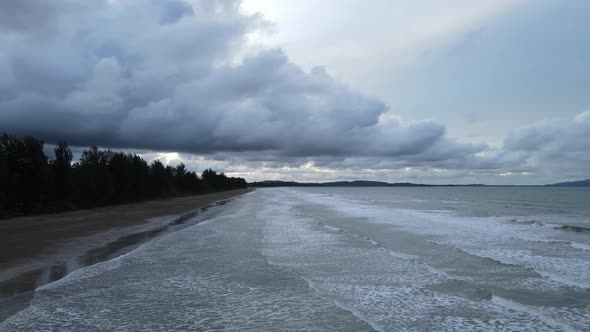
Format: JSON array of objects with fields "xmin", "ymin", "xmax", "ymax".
[
  {"xmin": 51, "ymin": 142, "xmax": 73, "ymax": 206},
  {"xmin": 202, "ymin": 168, "xmax": 247, "ymax": 191},
  {"xmin": 0, "ymin": 134, "xmax": 48, "ymax": 215},
  {"xmin": 0, "ymin": 133, "xmax": 247, "ymax": 218}
]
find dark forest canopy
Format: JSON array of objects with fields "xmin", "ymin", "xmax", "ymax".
[{"xmin": 0, "ymin": 133, "xmax": 247, "ymax": 219}]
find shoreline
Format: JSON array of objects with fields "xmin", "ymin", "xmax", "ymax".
[{"xmin": 0, "ymin": 189, "xmax": 253, "ymax": 322}]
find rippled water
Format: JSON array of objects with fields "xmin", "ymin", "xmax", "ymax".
[{"xmin": 2, "ymin": 187, "xmax": 589, "ymax": 331}]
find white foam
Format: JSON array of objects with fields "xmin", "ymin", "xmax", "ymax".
[
  {"xmin": 36, "ymin": 238, "xmax": 144, "ymax": 291},
  {"xmin": 463, "ymin": 248, "xmax": 590, "ymax": 290},
  {"xmin": 323, "ymin": 225, "xmax": 342, "ymax": 232},
  {"xmin": 386, "ymin": 250, "xmax": 418, "ymax": 261},
  {"xmin": 332, "ymin": 300, "xmax": 384, "ymax": 332},
  {"xmin": 9, "ymin": 188, "xmax": 586, "ymax": 331},
  {"xmin": 36, "ymin": 206, "xmax": 245, "ymax": 292},
  {"xmin": 289, "ymin": 188, "xmax": 590, "ymax": 291},
  {"xmin": 299, "ymin": 276, "xmax": 385, "ymax": 332},
  {"xmin": 367, "ymin": 238, "xmax": 379, "ymax": 246},
  {"xmin": 258, "ymin": 190, "xmax": 532, "ymax": 330},
  {"xmin": 491, "ymin": 295, "xmax": 576, "ymax": 332},
  {"xmin": 537, "ymin": 271, "xmax": 590, "ymax": 290},
  {"xmin": 570, "ymin": 242, "xmax": 590, "ymax": 251},
  {"xmin": 6, "ymin": 192, "xmax": 378, "ymax": 331}
]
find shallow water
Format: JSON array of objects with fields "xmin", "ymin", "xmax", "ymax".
[
  {"xmin": 0, "ymin": 200, "xmax": 232, "ymax": 323},
  {"xmin": 2, "ymin": 187, "xmax": 589, "ymax": 331}
]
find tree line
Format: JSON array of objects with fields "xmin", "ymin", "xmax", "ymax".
[{"xmin": 0, "ymin": 133, "xmax": 247, "ymax": 219}]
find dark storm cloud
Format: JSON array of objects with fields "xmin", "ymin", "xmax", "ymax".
[{"xmin": 1, "ymin": 0, "xmax": 511, "ymax": 170}]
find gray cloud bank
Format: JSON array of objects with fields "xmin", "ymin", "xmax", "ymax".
[
  {"xmin": 0, "ymin": 0, "xmax": 588, "ymax": 182},
  {"xmin": 503, "ymin": 111, "xmax": 590, "ymax": 180}
]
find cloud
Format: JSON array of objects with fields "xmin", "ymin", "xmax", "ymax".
[
  {"xmin": 503, "ymin": 111, "xmax": 590, "ymax": 180},
  {"xmin": 0, "ymin": 0, "xmax": 488, "ymax": 167},
  {"xmin": 0, "ymin": 0, "xmax": 59, "ymax": 35},
  {"xmin": 2, "ymin": 0, "xmax": 588, "ymax": 185}
]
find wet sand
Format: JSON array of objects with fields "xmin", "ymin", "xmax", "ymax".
[{"xmin": 0, "ymin": 189, "xmax": 253, "ymax": 322}]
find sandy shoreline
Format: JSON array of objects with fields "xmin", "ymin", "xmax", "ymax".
[{"xmin": 0, "ymin": 188, "xmax": 253, "ymax": 320}]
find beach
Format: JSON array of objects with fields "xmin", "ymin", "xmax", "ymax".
[
  {"xmin": 2, "ymin": 187, "xmax": 589, "ymax": 331},
  {"xmin": 0, "ymin": 189, "xmax": 252, "ymax": 322}
]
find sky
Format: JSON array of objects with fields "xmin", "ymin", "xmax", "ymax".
[{"xmin": 0, "ymin": 0, "xmax": 589, "ymax": 184}]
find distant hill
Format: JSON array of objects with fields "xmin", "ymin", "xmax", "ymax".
[
  {"xmin": 545, "ymin": 179, "xmax": 590, "ymax": 187},
  {"xmin": 248, "ymin": 180, "xmax": 426, "ymax": 187},
  {"xmin": 249, "ymin": 179, "xmax": 590, "ymax": 188},
  {"xmin": 248, "ymin": 180, "xmax": 485, "ymax": 187},
  {"xmin": 321, "ymin": 180, "xmax": 425, "ymax": 187}
]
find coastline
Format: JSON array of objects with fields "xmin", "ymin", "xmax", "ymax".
[{"xmin": 0, "ymin": 188, "xmax": 253, "ymax": 322}]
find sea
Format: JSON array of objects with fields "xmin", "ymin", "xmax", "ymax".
[{"xmin": 1, "ymin": 187, "xmax": 589, "ymax": 331}]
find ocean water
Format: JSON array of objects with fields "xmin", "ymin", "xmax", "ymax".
[{"xmin": 2, "ymin": 187, "xmax": 590, "ymax": 331}]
